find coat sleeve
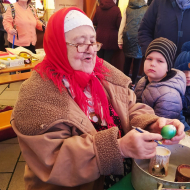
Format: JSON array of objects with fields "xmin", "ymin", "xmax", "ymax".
[
  {"xmin": 115, "ymin": 7, "xmax": 122, "ymax": 29},
  {"xmin": 31, "ymin": 7, "xmax": 43, "ymax": 31},
  {"xmin": 93, "ymin": 11, "xmax": 98, "ymax": 26},
  {"xmin": 11, "ymin": 117, "xmax": 123, "ymax": 187},
  {"xmin": 118, "ymin": 9, "xmax": 126, "ymax": 45},
  {"xmin": 153, "ymin": 92, "xmax": 182, "ymax": 119},
  {"xmin": 138, "ymin": 0, "xmax": 159, "ymax": 55},
  {"xmin": 127, "ymin": 88, "xmax": 159, "ymax": 130},
  {"xmin": 3, "ymin": 5, "xmax": 13, "ymax": 34}
]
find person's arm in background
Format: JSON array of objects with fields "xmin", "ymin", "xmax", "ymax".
[
  {"xmin": 92, "ymin": 8, "xmax": 98, "ymax": 27},
  {"xmin": 3, "ymin": 5, "xmax": 17, "ymax": 36},
  {"xmin": 31, "ymin": 6, "xmax": 44, "ymax": 31},
  {"xmin": 115, "ymin": 6, "xmax": 122, "ymax": 29},
  {"xmin": 138, "ymin": 0, "xmax": 159, "ymax": 55},
  {"xmin": 118, "ymin": 9, "xmax": 126, "ymax": 49}
]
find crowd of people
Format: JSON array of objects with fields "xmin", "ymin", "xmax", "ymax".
[{"xmin": 2, "ymin": 0, "xmax": 190, "ymax": 189}]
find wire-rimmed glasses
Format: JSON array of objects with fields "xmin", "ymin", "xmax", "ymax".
[{"xmin": 66, "ymin": 42, "xmax": 102, "ymax": 53}]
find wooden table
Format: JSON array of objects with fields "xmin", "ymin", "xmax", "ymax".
[
  {"xmin": 0, "ymin": 71, "xmax": 32, "ymax": 85},
  {"xmin": 0, "ymin": 60, "xmax": 40, "ymax": 74}
]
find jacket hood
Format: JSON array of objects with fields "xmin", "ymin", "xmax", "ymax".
[
  {"xmin": 99, "ymin": 0, "xmax": 115, "ymax": 10},
  {"xmin": 128, "ymin": 0, "xmax": 147, "ymax": 8},
  {"xmin": 151, "ymin": 69, "xmax": 186, "ymax": 96}
]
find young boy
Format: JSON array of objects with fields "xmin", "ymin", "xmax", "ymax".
[
  {"xmin": 134, "ymin": 37, "xmax": 186, "ymax": 121},
  {"xmin": 175, "ymin": 41, "xmax": 190, "ymax": 131}
]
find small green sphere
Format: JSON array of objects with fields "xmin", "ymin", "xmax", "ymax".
[{"xmin": 161, "ymin": 125, "xmax": 177, "ymax": 139}]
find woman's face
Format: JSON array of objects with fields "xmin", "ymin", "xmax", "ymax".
[{"xmin": 65, "ymin": 25, "xmax": 97, "ymax": 74}]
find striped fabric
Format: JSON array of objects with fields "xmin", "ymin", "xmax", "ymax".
[{"xmin": 145, "ymin": 37, "xmax": 177, "ymax": 71}]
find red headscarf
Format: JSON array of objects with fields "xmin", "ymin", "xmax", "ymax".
[{"xmin": 34, "ymin": 7, "xmax": 115, "ymax": 126}]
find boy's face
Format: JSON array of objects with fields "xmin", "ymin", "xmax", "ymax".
[
  {"xmin": 183, "ymin": 70, "xmax": 190, "ymax": 86},
  {"xmin": 144, "ymin": 51, "xmax": 168, "ymax": 82}
]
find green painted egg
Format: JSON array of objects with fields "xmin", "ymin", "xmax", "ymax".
[{"xmin": 161, "ymin": 125, "xmax": 177, "ymax": 139}]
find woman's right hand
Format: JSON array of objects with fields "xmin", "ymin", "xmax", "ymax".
[
  {"xmin": 9, "ymin": 28, "xmax": 17, "ymax": 36},
  {"xmin": 118, "ymin": 44, "xmax": 123, "ymax": 49},
  {"xmin": 118, "ymin": 129, "xmax": 162, "ymax": 159}
]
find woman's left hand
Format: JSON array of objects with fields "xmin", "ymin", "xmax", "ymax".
[{"xmin": 146, "ymin": 117, "xmax": 185, "ymax": 145}]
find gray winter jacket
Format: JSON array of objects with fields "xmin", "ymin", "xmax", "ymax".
[{"xmin": 134, "ymin": 69, "xmax": 186, "ymax": 119}]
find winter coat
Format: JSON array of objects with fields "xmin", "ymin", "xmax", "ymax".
[
  {"xmin": 134, "ymin": 69, "xmax": 186, "ymax": 119},
  {"xmin": 138, "ymin": 0, "xmax": 190, "ymax": 58},
  {"xmin": 182, "ymin": 86, "xmax": 190, "ymax": 129},
  {"xmin": 179, "ymin": 111, "xmax": 190, "ymax": 131},
  {"xmin": 11, "ymin": 61, "xmax": 159, "ymax": 190},
  {"xmin": 118, "ymin": 0, "xmax": 147, "ymax": 58},
  {"xmin": 93, "ymin": 0, "xmax": 121, "ymax": 50}
]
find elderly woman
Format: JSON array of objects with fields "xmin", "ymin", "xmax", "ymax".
[{"xmin": 11, "ymin": 7, "xmax": 185, "ymax": 190}]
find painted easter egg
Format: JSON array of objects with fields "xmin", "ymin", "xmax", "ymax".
[{"xmin": 161, "ymin": 125, "xmax": 177, "ymax": 139}]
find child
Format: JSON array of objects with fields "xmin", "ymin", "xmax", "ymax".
[
  {"xmin": 175, "ymin": 41, "xmax": 190, "ymax": 131},
  {"xmin": 134, "ymin": 37, "xmax": 186, "ymax": 120}
]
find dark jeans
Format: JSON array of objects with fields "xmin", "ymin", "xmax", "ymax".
[
  {"xmin": 9, "ymin": 42, "xmax": 36, "ymax": 54},
  {"xmin": 124, "ymin": 57, "xmax": 141, "ymax": 84},
  {"xmin": 97, "ymin": 49, "xmax": 114, "ymax": 64},
  {"xmin": 0, "ymin": 30, "xmax": 6, "ymax": 51},
  {"xmin": 9, "ymin": 43, "xmax": 36, "ymax": 74}
]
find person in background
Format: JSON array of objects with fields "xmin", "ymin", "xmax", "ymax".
[
  {"xmin": 11, "ymin": 7, "xmax": 185, "ymax": 190},
  {"xmin": 93, "ymin": 0, "xmax": 121, "ymax": 63},
  {"xmin": 118, "ymin": 0, "xmax": 147, "ymax": 90},
  {"xmin": 175, "ymin": 41, "xmax": 190, "ymax": 131},
  {"xmin": 0, "ymin": 0, "xmax": 6, "ymax": 51},
  {"xmin": 134, "ymin": 37, "xmax": 186, "ymax": 121},
  {"xmin": 147, "ymin": 0, "xmax": 153, "ymax": 5},
  {"xmin": 3, "ymin": 0, "xmax": 44, "ymax": 54},
  {"xmin": 138, "ymin": 0, "xmax": 190, "ymax": 59},
  {"xmin": 3, "ymin": 0, "xmax": 10, "ymax": 3}
]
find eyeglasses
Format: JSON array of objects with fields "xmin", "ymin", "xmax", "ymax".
[{"xmin": 66, "ymin": 42, "xmax": 102, "ymax": 53}]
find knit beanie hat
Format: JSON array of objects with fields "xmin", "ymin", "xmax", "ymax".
[
  {"xmin": 64, "ymin": 10, "xmax": 94, "ymax": 33},
  {"xmin": 174, "ymin": 41, "xmax": 190, "ymax": 71},
  {"xmin": 145, "ymin": 37, "xmax": 177, "ymax": 71}
]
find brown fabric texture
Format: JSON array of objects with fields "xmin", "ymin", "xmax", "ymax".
[
  {"xmin": 103, "ymin": 61, "xmax": 130, "ymax": 88},
  {"xmin": 94, "ymin": 127, "xmax": 123, "ymax": 175},
  {"xmin": 130, "ymin": 114, "xmax": 159, "ymax": 129},
  {"xmin": 13, "ymin": 71, "xmax": 69, "ymax": 135},
  {"xmin": 11, "ymin": 61, "xmax": 158, "ymax": 190}
]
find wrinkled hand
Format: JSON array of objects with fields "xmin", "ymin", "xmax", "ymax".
[
  {"xmin": 9, "ymin": 28, "xmax": 17, "ymax": 36},
  {"xmin": 147, "ymin": 117, "xmax": 185, "ymax": 145},
  {"xmin": 118, "ymin": 129, "xmax": 162, "ymax": 159},
  {"xmin": 118, "ymin": 44, "xmax": 123, "ymax": 49}
]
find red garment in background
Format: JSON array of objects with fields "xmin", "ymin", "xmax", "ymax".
[
  {"xmin": 93, "ymin": 0, "xmax": 121, "ymax": 50},
  {"xmin": 2, "ymin": 0, "xmax": 10, "ymax": 4}
]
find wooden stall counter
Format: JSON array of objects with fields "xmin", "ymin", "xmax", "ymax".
[{"xmin": 0, "ymin": 60, "xmax": 41, "ymax": 74}]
